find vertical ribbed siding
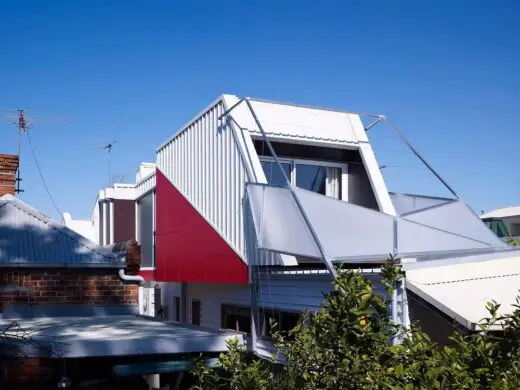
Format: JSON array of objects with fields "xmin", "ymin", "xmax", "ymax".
[
  {"xmin": 135, "ymin": 172, "xmax": 156, "ymax": 199},
  {"xmin": 156, "ymin": 101, "xmax": 251, "ymax": 259}
]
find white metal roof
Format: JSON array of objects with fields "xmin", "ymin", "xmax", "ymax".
[
  {"xmin": 406, "ymin": 253, "xmax": 520, "ymax": 330},
  {"xmin": 0, "ymin": 194, "xmax": 120, "ymax": 267},
  {"xmin": 481, "ymin": 205, "xmax": 520, "ymax": 219},
  {"xmin": 225, "ymin": 95, "xmax": 368, "ymax": 145},
  {"xmin": 0, "ymin": 315, "xmax": 242, "ymax": 358}
]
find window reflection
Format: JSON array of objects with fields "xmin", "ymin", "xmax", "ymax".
[
  {"xmin": 261, "ymin": 161, "xmax": 291, "ymax": 186},
  {"xmin": 296, "ymin": 164, "xmax": 327, "ymax": 195}
]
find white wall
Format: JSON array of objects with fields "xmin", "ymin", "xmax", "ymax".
[{"xmin": 186, "ymin": 283, "xmax": 250, "ymax": 329}]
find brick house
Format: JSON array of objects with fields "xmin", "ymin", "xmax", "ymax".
[{"xmin": 0, "ymin": 154, "xmax": 241, "ymax": 390}]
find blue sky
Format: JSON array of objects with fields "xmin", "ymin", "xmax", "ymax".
[{"xmin": 1, "ymin": 1, "xmax": 518, "ymax": 220}]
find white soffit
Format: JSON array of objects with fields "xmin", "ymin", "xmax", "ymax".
[{"xmin": 229, "ymin": 98, "xmax": 368, "ymax": 144}]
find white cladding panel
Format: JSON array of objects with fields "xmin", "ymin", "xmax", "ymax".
[
  {"xmin": 157, "ymin": 100, "xmax": 250, "ymax": 260},
  {"xmin": 186, "ymin": 283, "xmax": 250, "ymax": 329},
  {"xmin": 136, "ymin": 171, "xmax": 156, "ymax": 199},
  {"xmin": 230, "ymin": 99, "xmax": 368, "ymax": 143},
  {"xmin": 257, "ymin": 273, "xmax": 385, "ymax": 312}
]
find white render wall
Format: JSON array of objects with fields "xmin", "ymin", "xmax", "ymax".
[{"xmin": 186, "ymin": 283, "xmax": 250, "ymax": 329}]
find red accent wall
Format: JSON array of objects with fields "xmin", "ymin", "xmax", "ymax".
[
  {"xmin": 114, "ymin": 199, "xmax": 136, "ymax": 242},
  {"xmin": 139, "ymin": 269, "xmax": 156, "ymax": 282},
  {"xmin": 155, "ymin": 169, "xmax": 248, "ymax": 284}
]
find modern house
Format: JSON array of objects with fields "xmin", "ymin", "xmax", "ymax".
[{"xmin": 65, "ymin": 94, "xmax": 513, "ymax": 359}]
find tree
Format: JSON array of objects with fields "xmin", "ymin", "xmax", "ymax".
[{"xmin": 191, "ymin": 258, "xmax": 520, "ymax": 389}]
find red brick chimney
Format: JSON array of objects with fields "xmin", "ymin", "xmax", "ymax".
[{"xmin": 0, "ymin": 154, "xmax": 19, "ymax": 196}]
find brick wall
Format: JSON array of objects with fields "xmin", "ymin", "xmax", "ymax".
[
  {"xmin": 0, "ymin": 154, "xmax": 19, "ymax": 196},
  {"xmin": 0, "ymin": 268, "xmax": 138, "ymax": 308}
]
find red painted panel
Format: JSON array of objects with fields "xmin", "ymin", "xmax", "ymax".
[
  {"xmin": 139, "ymin": 269, "xmax": 156, "ymax": 282},
  {"xmin": 155, "ymin": 169, "xmax": 248, "ymax": 284}
]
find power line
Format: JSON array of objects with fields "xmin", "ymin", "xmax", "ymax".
[{"xmin": 25, "ymin": 130, "xmax": 64, "ymax": 220}]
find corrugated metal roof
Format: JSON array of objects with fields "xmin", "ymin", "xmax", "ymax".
[
  {"xmin": 224, "ymin": 95, "xmax": 368, "ymax": 144},
  {"xmin": 0, "ymin": 194, "xmax": 121, "ymax": 267},
  {"xmin": 406, "ymin": 254, "xmax": 520, "ymax": 330},
  {"xmin": 481, "ymin": 205, "xmax": 520, "ymax": 219}
]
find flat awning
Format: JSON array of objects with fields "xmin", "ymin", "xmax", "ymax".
[{"xmin": 0, "ymin": 315, "xmax": 242, "ymax": 358}]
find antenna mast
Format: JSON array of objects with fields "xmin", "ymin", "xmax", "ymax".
[
  {"xmin": 101, "ymin": 141, "xmax": 117, "ymax": 187},
  {"xmin": 15, "ymin": 109, "xmax": 27, "ymax": 193}
]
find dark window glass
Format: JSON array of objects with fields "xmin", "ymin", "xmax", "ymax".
[
  {"xmin": 260, "ymin": 309, "xmax": 302, "ymax": 338},
  {"xmin": 296, "ymin": 164, "xmax": 326, "ymax": 195},
  {"xmin": 221, "ymin": 305, "xmax": 251, "ymax": 333},
  {"xmin": 261, "ymin": 161, "xmax": 291, "ymax": 186},
  {"xmin": 192, "ymin": 299, "xmax": 201, "ymax": 325},
  {"xmin": 174, "ymin": 296, "xmax": 180, "ymax": 322}
]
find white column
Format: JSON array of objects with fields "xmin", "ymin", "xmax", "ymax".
[
  {"xmin": 102, "ymin": 201, "xmax": 109, "ymax": 245},
  {"xmin": 135, "ymin": 199, "xmax": 140, "ymax": 243},
  {"xmin": 152, "ymin": 190, "xmax": 156, "ymax": 267},
  {"xmin": 109, "ymin": 200, "xmax": 115, "ymax": 244}
]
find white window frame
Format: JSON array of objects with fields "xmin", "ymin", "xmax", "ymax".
[{"xmin": 259, "ymin": 156, "xmax": 348, "ymax": 201}]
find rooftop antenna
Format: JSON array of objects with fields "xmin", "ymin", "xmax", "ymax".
[
  {"xmin": 14, "ymin": 109, "xmax": 27, "ymax": 193},
  {"xmin": 101, "ymin": 141, "xmax": 117, "ymax": 187}
]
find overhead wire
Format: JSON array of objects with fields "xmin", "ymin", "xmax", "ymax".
[{"xmin": 25, "ymin": 130, "xmax": 64, "ymax": 220}]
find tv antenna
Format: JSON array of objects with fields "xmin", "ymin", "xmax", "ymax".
[
  {"xmin": 14, "ymin": 109, "xmax": 27, "ymax": 193},
  {"xmin": 101, "ymin": 141, "xmax": 117, "ymax": 187}
]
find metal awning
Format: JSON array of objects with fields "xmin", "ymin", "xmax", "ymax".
[
  {"xmin": 246, "ymin": 183, "xmax": 507, "ymax": 270},
  {"xmin": 0, "ymin": 314, "xmax": 242, "ymax": 358}
]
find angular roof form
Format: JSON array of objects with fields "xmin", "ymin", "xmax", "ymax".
[{"xmin": 0, "ymin": 194, "xmax": 121, "ymax": 267}]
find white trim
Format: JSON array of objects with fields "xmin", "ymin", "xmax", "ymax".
[{"xmin": 358, "ymin": 142, "xmax": 396, "ymax": 215}]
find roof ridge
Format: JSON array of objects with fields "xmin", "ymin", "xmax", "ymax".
[
  {"xmin": 3, "ymin": 197, "xmax": 118, "ymax": 262},
  {"xmin": 423, "ymin": 272, "xmax": 520, "ymax": 286}
]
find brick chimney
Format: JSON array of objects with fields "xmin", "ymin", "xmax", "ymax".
[{"xmin": 0, "ymin": 154, "xmax": 19, "ymax": 196}]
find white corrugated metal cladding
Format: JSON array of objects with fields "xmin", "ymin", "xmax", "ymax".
[{"xmin": 157, "ymin": 96, "xmax": 251, "ymax": 261}]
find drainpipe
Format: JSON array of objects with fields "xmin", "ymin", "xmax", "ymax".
[{"xmin": 118, "ymin": 258, "xmax": 145, "ymax": 285}]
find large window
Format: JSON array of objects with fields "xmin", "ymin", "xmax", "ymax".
[
  {"xmin": 221, "ymin": 305, "xmax": 251, "ymax": 333},
  {"xmin": 260, "ymin": 157, "xmax": 345, "ymax": 200}
]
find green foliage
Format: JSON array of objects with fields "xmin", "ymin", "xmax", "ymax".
[{"xmin": 191, "ymin": 258, "xmax": 520, "ymax": 389}]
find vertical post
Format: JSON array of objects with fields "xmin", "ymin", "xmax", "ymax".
[
  {"xmin": 102, "ymin": 201, "xmax": 109, "ymax": 245},
  {"xmin": 152, "ymin": 190, "xmax": 156, "ymax": 268},
  {"xmin": 109, "ymin": 200, "xmax": 114, "ymax": 244}
]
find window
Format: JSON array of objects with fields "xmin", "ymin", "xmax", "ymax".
[
  {"xmin": 221, "ymin": 305, "xmax": 251, "ymax": 333},
  {"xmin": 260, "ymin": 161, "xmax": 291, "ymax": 187},
  {"xmin": 260, "ymin": 157, "xmax": 345, "ymax": 200},
  {"xmin": 260, "ymin": 309, "xmax": 302, "ymax": 338},
  {"xmin": 191, "ymin": 299, "xmax": 201, "ymax": 325},
  {"xmin": 173, "ymin": 296, "xmax": 180, "ymax": 322}
]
